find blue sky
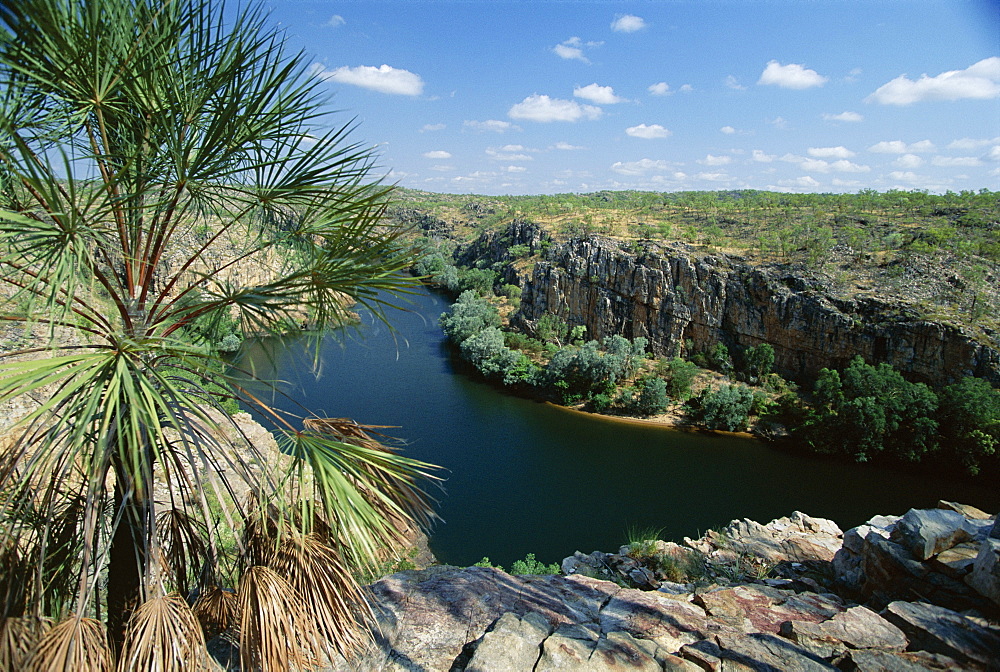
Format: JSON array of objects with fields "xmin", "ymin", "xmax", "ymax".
[{"xmin": 265, "ymin": 0, "xmax": 1000, "ymax": 195}]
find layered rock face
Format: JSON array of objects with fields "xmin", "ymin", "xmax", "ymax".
[
  {"xmin": 462, "ymin": 221, "xmax": 1000, "ymax": 386},
  {"xmin": 329, "ymin": 505, "xmax": 1000, "ymax": 672}
]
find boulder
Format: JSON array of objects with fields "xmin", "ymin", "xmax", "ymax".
[
  {"xmin": 930, "ymin": 542, "xmax": 980, "ymax": 578},
  {"xmin": 465, "ymin": 612, "xmax": 551, "ymax": 672},
  {"xmin": 779, "ymin": 606, "xmax": 907, "ymax": 658},
  {"xmin": 965, "ymin": 537, "xmax": 1000, "ymax": 607},
  {"xmin": 845, "ymin": 648, "xmax": 967, "ymax": 671},
  {"xmin": 937, "ymin": 500, "xmax": 992, "ymax": 520},
  {"xmin": 882, "ymin": 600, "xmax": 1000, "ymax": 666},
  {"xmin": 892, "ymin": 508, "xmax": 973, "ymax": 561}
]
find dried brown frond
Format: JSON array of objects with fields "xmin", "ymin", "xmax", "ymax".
[
  {"xmin": 21, "ymin": 616, "xmax": 113, "ymax": 672},
  {"xmin": 237, "ymin": 566, "xmax": 325, "ymax": 672},
  {"xmin": 191, "ymin": 586, "xmax": 237, "ymax": 641},
  {"xmin": 156, "ymin": 509, "xmax": 209, "ymax": 598},
  {"xmin": 268, "ymin": 533, "xmax": 371, "ymax": 657},
  {"xmin": 117, "ymin": 594, "xmax": 210, "ymax": 672},
  {"xmin": 0, "ymin": 616, "xmax": 52, "ymax": 671}
]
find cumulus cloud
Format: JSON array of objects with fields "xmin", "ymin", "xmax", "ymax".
[
  {"xmin": 611, "ymin": 14, "xmax": 646, "ymax": 32},
  {"xmin": 866, "ymin": 57, "xmax": 1000, "ymax": 105},
  {"xmin": 932, "ymin": 156, "xmax": 982, "ymax": 167},
  {"xmin": 648, "ymin": 82, "xmax": 671, "ymax": 96},
  {"xmin": 318, "ymin": 64, "xmax": 424, "ymax": 96},
  {"xmin": 720, "ymin": 126, "xmax": 736, "ymax": 135},
  {"xmin": 422, "ymin": 150, "xmax": 452, "ymax": 159},
  {"xmin": 552, "ymin": 141, "xmax": 585, "ymax": 150},
  {"xmin": 822, "ymin": 111, "xmax": 864, "ymax": 122},
  {"xmin": 868, "ymin": 139, "xmax": 935, "ymax": 154},
  {"xmin": 506, "ymin": 166, "xmax": 527, "ymax": 173},
  {"xmin": 948, "ymin": 136, "xmax": 1000, "ymax": 150},
  {"xmin": 695, "ymin": 172, "xmax": 731, "ymax": 182},
  {"xmin": 324, "ymin": 15, "xmax": 345, "ymax": 27},
  {"xmin": 758, "ymin": 60, "xmax": 828, "ymax": 89},
  {"xmin": 893, "ymin": 154, "xmax": 924, "ymax": 169},
  {"xmin": 808, "ymin": 146, "xmax": 855, "ymax": 159},
  {"xmin": 464, "ymin": 119, "xmax": 518, "ymax": 133},
  {"xmin": 678, "ymin": 84, "xmax": 694, "ymax": 93},
  {"xmin": 553, "ymin": 37, "xmax": 601, "ymax": 63},
  {"xmin": 752, "ymin": 150, "xmax": 776, "ymax": 162},
  {"xmin": 800, "ymin": 158, "xmax": 870, "ymax": 173},
  {"xmin": 420, "ymin": 123, "xmax": 446, "ymax": 132},
  {"xmin": 574, "ymin": 83, "xmax": 627, "ymax": 104},
  {"xmin": 508, "ymin": 94, "xmax": 602, "ymax": 122},
  {"xmin": 725, "ymin": 75, "xmax": 747, "ymax": 91},
  {"xmin": 486, "ymin": 146, "xmax": 533, "ymax": 161},
  {"xmin": 625, "ymin": 124, "xmax": 671, "ymax": 139},
  {"xmin": 699, "ymin": 154, "xmax": 732, "ymax": 166},
  {"xmin": 611, "ymin": 158, "xmax": 671, "ymax": 175}
]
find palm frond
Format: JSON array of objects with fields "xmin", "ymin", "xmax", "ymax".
[
  {"xmin": 118, "ymin": 594, "xmax": 209, "ymax": 672},
  {"xmin": 21, "ymin": 616, "xmax": 112, "ymax": 672},
  {"xmin": 156, "ymin": 509, "xmax": 209, "ymax": 599},
  {"xmin": 0, "ymin": 616, "xmax": 52, "ymax": 671},
  {"xmin": 191, "ymin": 586, "xmax": 237, "ymax": 642},
  {"xmin": 236, "ymin": 566, "xmax": 324, "ymax": 672}
]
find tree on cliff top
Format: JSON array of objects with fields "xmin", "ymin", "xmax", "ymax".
[{"xmin": 0, "ymin": 0, "xmax": 437, "ymax": 668}]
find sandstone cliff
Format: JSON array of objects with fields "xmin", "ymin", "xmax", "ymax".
[{"xmin": 457, "ymin": 220, "xmax": 1000, "ymax": 386}]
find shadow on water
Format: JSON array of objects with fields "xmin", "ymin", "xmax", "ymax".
[{"xmin": 235, "ymin": 286, "xmax": 1000, "ymax": 568}]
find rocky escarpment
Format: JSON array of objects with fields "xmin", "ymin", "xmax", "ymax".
[
  {"xmin": 321, "ymin": 504, "xmax": 1000, "ymax": 672},
  {"xmin": 458, "ymin": 221, "xmax": 1000, "ymax": 386}
]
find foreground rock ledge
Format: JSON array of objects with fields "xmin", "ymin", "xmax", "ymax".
[{"xmin": 323, "ymin": 506, "xmax": 1000, "ymax": 672}]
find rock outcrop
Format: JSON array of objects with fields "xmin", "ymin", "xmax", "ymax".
[
  {"xmin": 320, "ymin": 505, "xmax": 1000, "ymax": 672},
  {"xmin": 458, "ymin": 221, "xmax": 1000, "ymax": 386}
]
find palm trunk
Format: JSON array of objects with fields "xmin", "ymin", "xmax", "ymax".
[{"xmin": 106, "ymin": 458, "xmax": 146, "ymax": 658}]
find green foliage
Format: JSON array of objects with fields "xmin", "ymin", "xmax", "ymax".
[
  {"xmin": 459, "ymin": 267, "xmax": 499, "ymax": 296},
  {"xmin": 938, "ymin": 377, "xmax": 1000, "ymax": 475},
  {"xmin": 508, "ymin": 244, "xmax": 531, "ymax": 259},
  {"xmin": 510, "ymin": 553, "xmax": 561, "ymax": 575},
  {"xmin": 799, "ymin": 357, "xmax": 939, "ymax": 463},
  {"xmin": 656, "ymin": 357, "xmax": 699, "ymax": 400},
  {"xmin": 537, "ymin": 312, "xmax": 569, "ymax": 345},
  {"xmin": 690, "ymin": 384, "xmax": 754, "ymax": 432},
  {"xmin": 439, "ymin": 290, "xmax": 502, "ymax": 344},
  {"xmin": 622, "ymin": 376, "xmax": 669, "ymax": 416},
  {"xmin": 739, "ymin": 343, "xmax": 774, "ymax": 383}
]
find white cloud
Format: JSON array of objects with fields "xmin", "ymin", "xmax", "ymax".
[
  {"xmin": 768, "ymin": 117, "xmax": 788, "ymax": 129},
  {"xmin": 725, "ymin": 75, "xmax": 747, "ymax": 91},
  {"xmin": 325, "ymin": 15, "xmax": 345, "ymax": 28},
  {"xmin": 695, "ymin": 172, "xmax": 731, "ymax": 182},
  {"xmin": 758, "ymin": 60, "xmax": 828, "ymax": 89},
  {"xmin": 423, "ymin": 150, "xmax": 452, "ymax": 159},
  {"xmin": 808, "ymin": 146, "xmax": 855, "ymax": 159},
  {"xmin": 699, "ymin": 154, "xmax": 732, "ymax": 166},
  {"xmin": 429, "ymin": 165, "xmax": 453, "ymax": 172},
  {"xmin": 574, "ymin": 83, "xmax": 626, "ymax": 104},
  {"xmin": 893, "ymin": 154, "xmax": 924, "ymax": 169},
  {"xmin": 506, "ymin": 166, "xmax": 527, "ymax": 173},
  {"xmin": 866, "ymin": 57, "xmax": 1000, "ymax": 105},
  {"xmin": 611, "ymin": 158, "xmax": 670, "ymax": 175},
  {"xmin": 783, "ymin": 176, "xmax": 822, "ymax": 189},
  {"xmin": 932, "ymin": 156, "xmax": 982, "ymax": 167},
  {"xmin": 553, "ymin": 36, "xmax": 601, "ymax": 63},
  {"xmin": 553, "ymin": 43, "xmax": 587, "ymax": 62},
  {"xmin": 948, "ymin": 136, "xmax": 1000, "ymax": 150},
  {"xmin": 486, "ymin": 147, "xmax": 533, "ymax": 161},
  {"xmin": 318, "ymin": 64, "xmax": 424, "ymax": 96},
  {"xmin": 799, "ymin": 158, "xmax": 870, "ymax": 173},
  {"xmin": 888, "ymin": 171, "xmax": 924, "ymax": 183},
  {"xmin": 822, "ymin": 111, "xmax": 864, "ymax": 122},
  {"xmin": 868, "ymin": 139, "xmax": 936, "ymax": 154},
  {"xmin": 625, "ymin": 123, "xmax": 671, "ymax": 139},
  {"xmin": 678, "ymin": 84, "xmax": 694, "ymax": 93},
  {"xmin": 648, "ymin": 82, "xmax": 671, "ymax": 96},
  {"xmin": 464, "ymin": 119, "xmax": 518, "ymax": 133},
  {"xmin": 831, "ymin": 160, "xmax": 871, "ymax": 173},
  {"xmin": 552, "ymin": 141, "xmax": 585, "ymax": 150},
  {"xmin": 720, "ymin": 126, "xmax": 736, "ymax": 135},
  {"xmin": 508, "ymin": 94, "xmax": 603, "ymax": 122},
  {"xmin": 990, "ymin": 146, "xmax": 1000, "ymax": 161},
  {"xmin": 420, "ymin": 123, "xmax": 445, "ymax": 132},
  {"xmin": 611, "ymin": 14, "xmax": 646, "ymax": 32},
  {"xmin": 752, "ymin": 150, "xmax": 776, "ymax": 162}
]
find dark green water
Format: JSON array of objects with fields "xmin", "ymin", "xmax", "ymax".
[{"xmin": 237, "ymin": 286, "xmax": 1000, "ymax": 568}]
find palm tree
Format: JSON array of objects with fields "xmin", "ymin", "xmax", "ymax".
[{"xmin": 0, "ymin": 0, "xmax": 437, "ymax": 668}]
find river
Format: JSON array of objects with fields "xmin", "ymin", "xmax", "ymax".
[{"xmin": 236, "ymin": 286, "xmax": 1000, "ymax": 568}]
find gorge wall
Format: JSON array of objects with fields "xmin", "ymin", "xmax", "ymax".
[{"xmin": 456, "ymin": 220, "xmax": 1000, "ymax": 387}]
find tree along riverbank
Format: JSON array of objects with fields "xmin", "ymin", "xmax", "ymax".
[{"xmin": 435, "ymin": 286, "xmax": 1000, "ymax": 480}]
